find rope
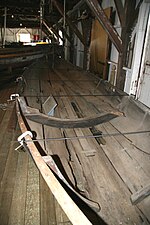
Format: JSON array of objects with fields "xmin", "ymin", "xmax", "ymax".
[
  {"xmin": 13, "ymin": 130, "xmax": 150, "ymax": 155},
  {"xmin": 13, "ymin": 129, "xmax": 150, "ymax": 142},
  {"xmin": 63, "ymin": 0, "xmax": 66, "ymax": 29},
  {"xmin": 22, "ymin": 94, "xmax": 127, "ymax": 97}
]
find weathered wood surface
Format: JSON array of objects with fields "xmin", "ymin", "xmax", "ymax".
[
  {"xmin": 42, "ymin": 155, "xmax": 100, "ymax": 212},
  {"xmin": 19, "ymin": 96, "xmax": 120, "ymax": 128},
  {"xmin": 21, "ymin": 59, "xmax": 149, "ymax": 225},
  {"xmin": 131, "ymin": 184, "xmax": 150, "ymax": 205},
  {"xmin": 51, "ymin": 60, "xmax": 150, "ymax": 224},
  {"xmin": 16, "ymin": 100, "xmax": 93, "ymax": 225},
  {"xmin": 1, "ymin": 58, "xmax": 150, "ymax": 225}
]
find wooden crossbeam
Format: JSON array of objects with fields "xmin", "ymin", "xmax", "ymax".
[
  {"xmin": 19, "ymin": 97, "xmax": 120, "ymax": 128},
  {"xmin": 59, "ymin": 26, "xmax": 72, "ymax": 44},
  {"xmin": 85, "ymin": 0, "xmax": 122, "ymax": 53},
  {"xmin": 43, "ymin": 20, "xmax": 63, "ymax": 41}
]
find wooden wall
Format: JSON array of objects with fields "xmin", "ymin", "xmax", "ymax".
[{"xmin": 89, "ymin": 8, "xmax": 111, "ymax": 79}]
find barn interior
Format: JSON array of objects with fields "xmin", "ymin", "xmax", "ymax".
[{"xmin": 0, "ymin": 1, "xmax": 150, "ymax": 225}]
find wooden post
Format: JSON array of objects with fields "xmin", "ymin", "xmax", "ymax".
[
  {"xmin": 116, "ymin": 0, "xmax": 137, "ymax": 90},
  {"xmin": 40, "ymin": 0, "xmax": 45, "ymax": 40},
  {"xmin": 3, "ymin": 7, "xmax": 7, "ymax": 47},
  {"xmin": 81, "ymin": 10, "xmax": 93, "ymax": 70},
  {"xmin": 0, "ymin": 27, "xmax": 3, "ymax": 46}
]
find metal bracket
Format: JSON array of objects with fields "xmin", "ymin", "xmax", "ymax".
[
  {"xmin": 15, "ymin": 131, "xmax": 33, "ymax": 151},
  {"xmin": 10, "ymin": 94, "xmax": 19, "ymax": 101}
]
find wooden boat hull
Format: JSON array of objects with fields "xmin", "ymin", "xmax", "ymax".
[
  {"xmin": 14, "ymin": 58, "xmax": 148, "ymax": 225},
  {"xmin": 0, "ymin": 45, "xmax": 63, "ymax": 70},
  {"xmin": 16, "ymin": 97, "xmax": 109, "ymax": 225}
]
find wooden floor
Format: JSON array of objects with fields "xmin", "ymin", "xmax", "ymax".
[{"xmin": 0, "ymin": 58, "xmax": 150, "ymax": 225}]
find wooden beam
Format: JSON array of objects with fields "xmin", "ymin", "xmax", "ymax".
[
  {"xmin": 19, "ymin": 97, "xmax": 121, "ymax": 129},
  {"xmin": 3, "ymin": 7, "xmax": 7, "ymax": 47},
  {"xmin": 59, "ymin": 26, "xmax": 72, "ymax": 44},
  {"xmin": 113, "ymin": 0, "xmax": 125, "ymax": 26},
  {"xmin": 116, "ymin": 0, "xmax": 137, "ymax": 90},
  {"xmin": 52, "ymin": 0, "xmax": 86, "ymax": 45},
  {"xmin": 0, "ymin": 1, "xmax": 39, "ymax": 8},
  {"xmin": 85, "ymin": 0, "xmax": 122, "ymax": 53},
  {"xmin": 43, "ymin": 20, "xmax": 63, "ymax": 41}
]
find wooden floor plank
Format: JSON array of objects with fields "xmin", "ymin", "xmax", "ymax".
[
  {"xmin": 0, "ymin": 132, "xmax": 19, "ymax": 225},
  {"xmin": 40, "ymin": 175, "xmax": 57, "ymax": 225},
  {"xmin": 1, "ymin": 59, "xmax": 149, "ymax": 225},
  {"xmin": 51, "ymin": 60, "xmax": 149, "ymax": 224},
  {"xmin": 24, "ymin": 157, "xmax": 40, "ymax": 225},
  {"xmin": 55, "ymin": 199, "xmax": 72, "ymax": 225},
  {"xmin": 8, "ymin": 150, "xmax": 28, "ymax": 225}
]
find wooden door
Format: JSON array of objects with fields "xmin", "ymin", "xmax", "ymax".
[{"xmin": 89, "ymin": 7, "xmax": 111, "ymax": 79}]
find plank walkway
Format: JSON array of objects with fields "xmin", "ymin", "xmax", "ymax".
[{"xmin": 0, "ymin": 58, "xmax": 150, "ymax": 225}]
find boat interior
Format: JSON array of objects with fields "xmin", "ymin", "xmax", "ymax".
[{"xmin": 0, "ymin": 56, "xmax": 150, "ymax": 225}]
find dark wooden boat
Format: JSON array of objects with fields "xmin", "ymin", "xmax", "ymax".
[{"xmin": 0, "ymin": 44, "xmax": 62, "ymax": 71}]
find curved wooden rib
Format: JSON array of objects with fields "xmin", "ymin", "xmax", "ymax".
[
  {"xmin": 16, "ymin": 99, "xmax": 93, "ymax": 225},
  {"xmin": 18, "ymin": 97, "xmax": 120, "ymax": 128}
]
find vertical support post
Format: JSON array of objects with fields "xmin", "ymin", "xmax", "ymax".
[
  {"xmin": 0, "ymin": 27, "xmax": 3, "ymax": 46},
  {"xmin": 63, "ymin": 0, "xmax": 66, "ymax": 29},
  {"xmin": 40, "ymin": 0, "xmax": 44, "ymax": 40},
  {"xmin": 81, "ymin": 15, "xmax": 93, "ymax": 70},
  {"xmin": 116, "ymin": 0, "xmax": 137, "ymax": 90},
  {"xmin": 52, "ymin": 0, "xmax": 85, "ymax": 45},
  {"xmin": 3, "ymin": 7, "xmax": 7, "ymax": 47},
  {"xmin": 52, "ymin": 44, "xmax": 55, "ymax": 69}
]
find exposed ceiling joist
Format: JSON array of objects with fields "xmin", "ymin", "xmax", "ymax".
[
  {"xmin": 43, "ymin": 20, "xmax": 60, "ymax": 40},
  {"xmin": 85, "ymin": 0, "xmax": 123, "ymax": 53},
  {"xmin": 52, "ymin": 0, "xmax": 86, "ymax": 45},
  {"xmin": 0, "ymin": 1, "xmax": 40, "ymax": 9}
]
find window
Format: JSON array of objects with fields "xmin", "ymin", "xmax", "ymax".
[{"xmin": 19, "ymin": 33, "xmax": 30, "ymax": 43}]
